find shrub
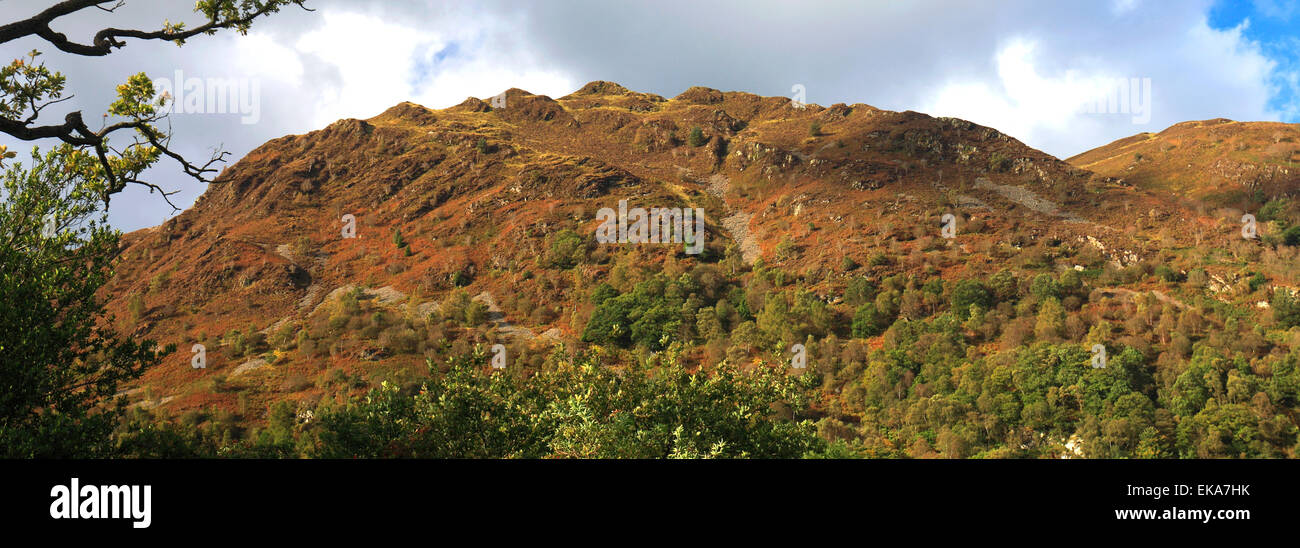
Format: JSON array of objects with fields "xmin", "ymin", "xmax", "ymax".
[
  {"xmin": 128, "ymin": 292, "xmax": 146, "ymax": 321},
  {"xmin": 774, "ymin": 237, "xmax": 799, "ymax": 261},
  {"xmin": 1258, "ymin": 198, "xmax": 1290, "ymax": 223},
  {"xmin": 1249, "ymin": 272, "xmax": 1267, "ymax": 292},
  {"xmin": 243, "ymin": 328, "xmax": 268, "ymax": 357},
  {"xmin": 208, "ymin": 374, "xmax": 230, "ymax": 393},
  {"xmin": 292, "ymin": 236, "xmax": 314, "ymax": 259},
  {"xmin": 271, "ymin": 322, "xmax": 298, "ymax": 351},
  {"xmin": 688, "ymin": 126, "xmax": 706, "ymax": 147},
  {"xmin": 1272, "ymin": 289, "xmax": 1300, "ymax": 328},
  {"xmin": 340, "ymin": 288, "xmax": 363, "ymax": 316},
  {"xmin": 1283, "ymin": 225, "xmax": 1300, "ymax": 246},
  {"xmin": 988, "ymin": 152, "xmax": 1011, "ymax": 172},
  {"xmin": 465, "ymin": 301, "xmax": 490, "ymax": 327},
  {"xmin": 148, "ymin": 270, "xmax": 170, "ymax": 294},
  {"xmin": 440, "ymin": 289, "xmax": 472, "ymax": 324},
  {"xmin": 379, "ymin": 327, "xmax": 420, "ymax": 354},
  {"xmin": 1153, "ymin": 265, "xmax": 1179, "ymax": 283},
  {"xmin": 546, "ymin": 229, "xmax": 586, "ymax": 268}
]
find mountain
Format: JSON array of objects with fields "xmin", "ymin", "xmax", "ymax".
[
  {"xmin": 1068, "ymin": 118, "xmax": 1300, "ymax": 208},
  {"xmin": 101, "ymin": 82, "xmax": 1300, "ymax": 458}
]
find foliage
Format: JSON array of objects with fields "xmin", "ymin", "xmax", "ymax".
[
  {"xmin": 0, "ymin": 148, "xmax": 168, "ymax": 457},
  {"xmin": 688, "ymin": 126, "xmax": 706, "ymax": 147}
]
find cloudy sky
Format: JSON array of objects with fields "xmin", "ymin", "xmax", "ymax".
[{"xmin": 2, "ymin": 0, "xmax": 1297, "ymax": 232}]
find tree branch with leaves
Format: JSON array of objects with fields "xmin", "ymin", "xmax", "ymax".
[{"xmin": 0, "ymin": 0, "xmax": 309, "ymax": 210}]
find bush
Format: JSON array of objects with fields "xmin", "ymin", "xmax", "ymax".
[
  {"xmin": 1259, "ymin": 198, "xmax": 1291, "ymax": 223},
  {"xmin": 128, "ymin": 292, "xmax": 146, "ymax": 321},
  {"xmin": 1272, "ymin": 289, "xmax": 1300, "ymax": 328},
  {"xmin": 774, "ymin": 237, "xmax": 799, "ymax": 261},
  {"xmin": 281, "ymin": 374, "xmax": 311, "ymax": 393},
  {"xmin": 1283, "ymin": 225, "xmax": 1300, "ymax": 246},
  {"xmin": 1153, "ymin": 265, "xmax": 1180, "ymax": 283},
  {"xmin": 465, "ymin": 301, "xmax": 490, "ymax": 327},
  {"xmin": 292, "ymin": 235, "xmax": 314, "ymax": 259},
  {"xmin": 1249, "ymin": 272, "xmax": 1267, "ymax": 292},
  {"xmin": 989, "ymin": 152, "xmax": 1012, "ymax": 172},
  {"xmin": 271, "ymin": 322, "xmax": 298, "ymax": 350},
  {"xmin": 439, "ymin": 289, "xmax": 470, "ymax": 323},
  {"xmin": 688, "ymin": 126, "xmax": 706, "ymax": 147},
  {"xmin": 379, "ymin": 327, "xmax": 420, "ymax": 354},
  {"xmin": 546, "ymin": 229, "xmax": 586, "ymax": 268}
]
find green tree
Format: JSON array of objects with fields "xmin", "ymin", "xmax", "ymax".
[
  {"xmin": 306, "ymin": 347, "xmax": 824, "ymax": 458},
  {"xmin": 1034, "ymin": 298, "xmax": 1065, "ymax": 341},
  {"xmin": 127, "ymin": 292, "xmax": 147, "ymax": 322},
  {"xmin": 844, "ymin": 276, "xmax": 876, "ymax": 306},
  {"xmin": 950, "ymin": 279, "xmax": 993, "ymax": 319},
  {"xmin": 1030, "ymin": 273, "xmax": 1061, "ymax": 301},
  {"xmin": 0, "ymin": 1, "xmax": 304, "ymax": 457},
  {"xmin": 546, "ymin": 229, "xmax": 586, "ymax": 268},
  {"xmin": 851, "ymin": 303, "xmax": 886, "ymax": 338},
  {"xmin": 0, "ymin": 148, "xmax": 169, "ymax": 457},
  {"xmin": 1272, "ymin": 289, "xmax": 1300, "ymax": 328}
]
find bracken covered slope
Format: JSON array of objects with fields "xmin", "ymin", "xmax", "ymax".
[
  {"xmin": 1068, "ymin": 118, "xmax": 1300, "ymax": 207},
  {"xmin": 99, "ymin": 82, "xmax": 1300, "ymax": 458}
]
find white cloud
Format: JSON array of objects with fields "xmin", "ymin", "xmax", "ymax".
[
  {"xmin": 287, "ymin": 10, "xmax": 575, "ymax": 126},
  {"xmin": 923, "ymin": 39, "xmax": 1130, "ymax": 142},
  {"xmin": 917, "ymin": 14, "xmax": 1279, "ymax": 157}
]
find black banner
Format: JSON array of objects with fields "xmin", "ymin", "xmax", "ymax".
[{"xmin": 1, "ymin": 459, "xmax": 1290, "ymax": 538}]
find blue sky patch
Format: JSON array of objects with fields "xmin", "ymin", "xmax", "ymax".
[{"xmin": 1209, "ymin": 0, "xmax": 1300, "ymax": 120}]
